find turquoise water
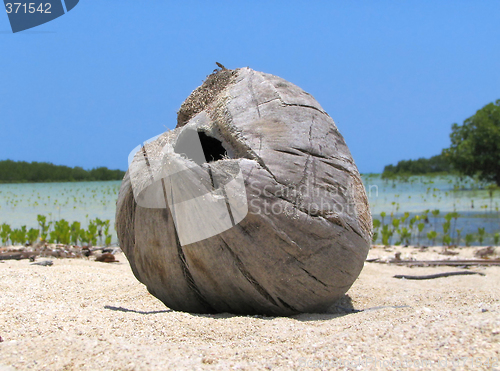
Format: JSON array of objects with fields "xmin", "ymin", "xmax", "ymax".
[
  {"xmin": 365, "ymin": 174, "xmax": 499, "ymax": 214},
  {"xmin": 0, "ymin": 175, "xmax": 499, "ymax": 245},
  {"xmin": 364, "ymin": 174, "xmax": 500, "ymax": 245},
  {"xmin": 0, "ymin": 181, "xmax": 120, "ymax": 242}
]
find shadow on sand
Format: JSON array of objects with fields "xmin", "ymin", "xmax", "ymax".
[
  {"xmin": 104, "ymin": 295, "xmax": 364, "ymax": 320},
  {"xmin": 104, "ymin": 305, "xmax": 172, "ymax": 315},
  {"xmin": 103, "ymin": 294, "xmax": 360, "ymax": 321}
]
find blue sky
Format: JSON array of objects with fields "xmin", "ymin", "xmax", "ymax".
[{"xmin": 1, "ymin": 1, "xmax": 499, "ymax": 173}]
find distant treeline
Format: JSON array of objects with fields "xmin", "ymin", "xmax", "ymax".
[
  {"xmin": 0, "ymin": 160, "xmax": 125, "ymax": 183},
  {"xmin": 382, "ymin": 154, "xmax": 452, "ymax": 178}
]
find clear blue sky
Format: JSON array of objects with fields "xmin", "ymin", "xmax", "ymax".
[{"xmin": 1, "ymin": 1, "xmax": 499, "ymax": 173}]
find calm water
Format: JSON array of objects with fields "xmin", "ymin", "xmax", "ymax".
[
  {"xmin": 365, "ymin": 174, "xmax": 499, "ymax": 214},
  {"xmin": 364, "ymin": 174, "xmax": 500, "ymax": 245},
  {"xmin": 0, "ymin": 175, "xmax": 499, "ymax": 245},
  {"xmin": 0, "ymin": 181, "xmax": 120, "ymax": 242}
]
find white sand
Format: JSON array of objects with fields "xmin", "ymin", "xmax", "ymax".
[{"xmin": 0, "ymin": 246, "xmax": 499, "ymax": 370}]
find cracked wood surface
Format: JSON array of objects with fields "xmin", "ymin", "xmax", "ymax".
[{"xmin": 116, "ymin": 67, "xmax": 372, "ymax": 315}]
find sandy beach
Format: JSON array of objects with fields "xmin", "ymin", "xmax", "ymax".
[{"xmin": 0, "ymin": 246, "xmax": 499, "ymax": 370}]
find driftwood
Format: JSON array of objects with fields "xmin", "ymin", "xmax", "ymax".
[
  {"xmin": 393, "ymin": 271, "xmax": 486, "ymax": 280},
  {"xmin": 0, "ymin": 251, "xmax": 38, "ymax": 261},
  {"xmin": 31, "ymin": 260, "xmax": 54, "ymax": 267},
  {"xmin": 95, "ymin": 253, "xmax": 119, "ymax": 263},
  {"xmin": 474, "ymin": 246, "xmax": 496, "ymax": 258},
  {"xmin": 0, "ymin": 246, "xmax": 115, "ymax": 261},
  {"xmin": 116, "ymin": 67, "xmax": 372, "ymax": 315},
  {"xmin": 369, "ymin": 258, "xmax": 500, "ymax": 267}
]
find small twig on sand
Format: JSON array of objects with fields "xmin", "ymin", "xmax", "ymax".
[
  {"xmin": 31, "ymin": 260, "xmax": 53, "ymax": 267},
  {"xmin": 394, "ymin": 271, "xmax": 485, "ymax": 280},
  {"xmin": 368, "ymin": 259, "xmax": 500, "ymax": 267}
]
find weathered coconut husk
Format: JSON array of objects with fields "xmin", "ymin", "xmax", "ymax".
[{"xmin": 116, "ymin": 67, "xmax": 372, "ymax": 316}]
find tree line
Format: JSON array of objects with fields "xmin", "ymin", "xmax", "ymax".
[
  {"xmin": 382, "ymin": 154, "xmax": 452, "ymax": 177},
  {"xmin": 0, "ymin": 160, "xmax": 125, "ymax": 183},
  {"xmin": 383, "ymin": 99, "xmax": 500, "ymax": 185}
]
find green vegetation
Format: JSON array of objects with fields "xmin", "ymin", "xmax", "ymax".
[
  {"xmin": 371, "ymin": 210, "xmax": 499, "ymax": 247},
  {"xmin": 0, "ymin": 159, "xmax": 125, "ymax": 183},
  {"xmin": 382, "ymin": 154, "xmax": 452, "ymax": 178},
  {"xmin": 0, "ymin": 214, "xmax": 113, "ymax": 247},
  {"xmin": 442, "ymin": 99, "xmax": 500, "ymax": 186},
  {"xmin": 383, "ymin": 99, "xmax": 500, "ymax": 183}
]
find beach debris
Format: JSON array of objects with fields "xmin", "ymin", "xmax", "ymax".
[
  {"xmin": 332, "ymin": 304, "xmax": 412, "ymax": 313},
  {"xmin": 439, "ymin": 247, "xmax": 459, "ymax": 256},
  {"xmin": 0, "ymin": 336, "xmax": 3, "ymax": 342},
  {"xmin": 474, "ymin": 246, "xmax": 496, "ymax": 258},
  {"xmin": 394, "ymin": 271, "xmax": 485, "ymax": 280},
  {"xmin": 0, "ymin": 252, "xmax": 30, "ymax": 261},
  {"xmin": 31, "ymin": 260, "xmax": 53, "ymax": 266},
  {"xmin": 369, "ymin": 258, "xmax": 500, "ymax": 267},
  {"xmin": 116, "ymin": 67, "xmax": 372, "ymax": 316},
  {"xmin": 95, "ymin": 253, "xmax": 119, "ymax": 263},
  {"xmin": 363, "ymin": 305, "xmax": 411, "ymax": 312},
  {"xmin": 0, "ymin": 244, "xmax": 122, "ymax": 261},
  {"xmin": 82, "ymin": 247, "xmax": 92, "ymax": 257}
]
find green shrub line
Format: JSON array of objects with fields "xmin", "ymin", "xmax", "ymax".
[
  {"xmin": 2, "ymin": 211, "xmax": 497, "ymax": 248},
  {"xmin": 382, "ymin": 154, "xmax": 453, "ymax": 178},
  {"xmin": 382, "ymin": 99, "xmax": 500, "ymax": 186},
  {"xmin": 0, "ymin": 159, "xmax": 125, "ymax": 183},
  {"xmin": 1, "ymin": 215, "xmax": 113, "ymax": 247},
  {"xmin": 372, "ymin": 209, "xmax": 500, "ymax": 247}
]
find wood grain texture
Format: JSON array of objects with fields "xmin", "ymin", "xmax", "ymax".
[{"xmin": 116, "ymin": 68, "xmax": 372, "ymax": 315}]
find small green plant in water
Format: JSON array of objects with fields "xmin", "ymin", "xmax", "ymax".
[
  {"xmin": 381, "ymin": 225, "xmax": 393, "ymax": 246},
  {"xmin": 427, "ymin": 230, "xmax": 437, "ymax": 246},
  {"xmin": 50, "ymin": 219, "xmax": 70, "ymax": 245},
  {"xmin": 70, "ymin": 221, "xmax": 81, "ymax": 245},
  {"xmin": 441, "ymin": 219, "xmax": 452, "ymax": 246},
  {"xmin": 27, "ymin": 228, "xmax": 39, "ymax": 245},
  {"xmin": 456, "ymin": 228, "xmax": 463, "ymax": 246},
  {"xmin": 10, "ymin": 226, "xmax": 27, "ymax": 245},
  {"xmin": 399, "ymin": 227, "xmax": 412, "ymax": 246},
  {"xmin": 431, "ymin": 209, "xmax": 440, "ymax": 231},
  {"xmin": 380, "ymin": 212, "xmax": 386, "ymax": 226},
  {"xmin": 391, "ymin": 218, "xmax": 401, "ymax": 245},
  {"xmin": 37, "ymin": 214, "xmax": 52, "ymax": 241},
  {"xmin": 477, "ymin": 227, "xmax": 485, "ymax": 245},
  {"xmin": 392, "ymin": 218, "xmax": 400, "ymax": 229},
  {"xmin": 417, "ymin": 222, "xmax": 425, "ymax": 246},
  {"xmin": 87, "ymin": 220, "xmax": 98, "ymax": 246},
  {"xmin": 1, "ymin": 223, "xmax": 11, "ymax": 246},
  {"xmin": 465, "ymin": 234, "xmax": 474, "ymax": 247},
  {"xmin": 442, "ymin": 234, "xmax": 452, "ymax": 246},
  {"xmin": 104, "ymin": 219, "xmax": 112, "ymax": 246}
]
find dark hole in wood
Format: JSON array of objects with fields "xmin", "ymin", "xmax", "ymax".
[
  {"xmin": 197, "ymin": 131, "xmax": 227, "ymax": 163},
  {"xmin": 174, "ymin": 129, "xmax": 229, "ymax": 165}
]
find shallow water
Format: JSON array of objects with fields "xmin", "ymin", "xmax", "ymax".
[
  {"xmin": 365, "ymin": 174, "xmax": 499, "ymax": 214},
  {"xmin": 0, "ymin": 175, "xmax": 499, "ymax": 245},
  {"xmin": 364, "ymin": 174, "xmax": 500, "ymax": 245},
  {"xmin": 0, "ymin": 181, "xmax": 120, "ymax": 241}
]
